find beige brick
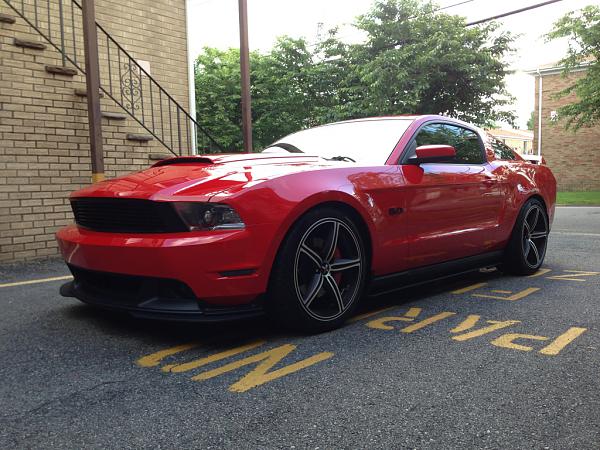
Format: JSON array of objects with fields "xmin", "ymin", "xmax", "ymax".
[
  {"xmin": 1, "ymin": 0, "xmax": 191, "ymax": 263},
  {"xmin": 13, "ymin": 250, "xmax": 36, "ymax": 258},
  {"xmin": 533, "ymin": 71, "xmax": 600, "ymax": 191}
]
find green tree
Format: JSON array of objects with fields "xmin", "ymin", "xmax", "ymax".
[
  {"xmin": 253, "ymin": 37, "xmax": 317, "ymax": 144},
  {"xmin": 194, "ymin": 47, "xmax": 246, "ymax": 151},
  {"xmin": 195, "ymin": 0, "xmax": 516, "ymax": 150},
  {"xmin": 527, "ymin": 111, "xmax": 535, "ymax": 130},
  {"xmin": 320, "ymin": 0, "xmax": 516, "ymax": 125},
  {"xmin": 547, "ymin": 5, "xmax": 600, "ymax": 130},
  {"xmin": 195, "ymin": 38, "xmax": 316, "ymax": 151}
]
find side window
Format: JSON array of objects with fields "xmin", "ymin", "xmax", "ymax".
[
  {"xmin": 490, "ymin": 138, "xmax": 517, "ymax": 160},
  {"xmin": 412, "ymin": 123, "xmax": 484, "ymax": 164}
]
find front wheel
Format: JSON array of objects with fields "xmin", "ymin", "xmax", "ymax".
[
  {"xmin": 267, "ymin": 207, "xmax": 367, "ymax": 333},
  {"xmin": 502, "ymin": 198, "xmax": 549, "ymax": 275}
]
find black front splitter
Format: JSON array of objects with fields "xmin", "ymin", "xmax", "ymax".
[{"xmin": 60, "ymin": 281, "xmax": 265, "ymax": 323}]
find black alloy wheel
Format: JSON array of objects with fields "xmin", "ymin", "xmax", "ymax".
[
  {"xmin": 521, "ymin": 203, "xmax": 549, "ymax": 269},
  {"xmin": 293, "ymin": 218, "xmax": 363, "ymax": 321},
  {"xmin": 268, "ymin": 207, "xmax": 367, "ymax": 332},
  {"xmin": 502, "ymin": 198, "xmax": 549, "ymax": 275}
]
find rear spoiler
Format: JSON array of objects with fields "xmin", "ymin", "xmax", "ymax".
[{"xmin": 152, "ymin": 156, "xmax": 215, "ymax": 167}]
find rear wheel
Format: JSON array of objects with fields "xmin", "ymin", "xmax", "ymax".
[
  {"xmin": 267, "ymin": 207, "xmax": 367, "ymax": 333},
  {"xmin": 502, "ymin": 198, "xmax": 549, "ymax": 275}
]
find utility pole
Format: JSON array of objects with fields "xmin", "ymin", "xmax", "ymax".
[
  {"xmin": 81, "ymin": 0, "xmax": 105, "ymax": 182},
  {"xmin": 238, "ymin": 0, "xmax": 253, "ymax": 152}
]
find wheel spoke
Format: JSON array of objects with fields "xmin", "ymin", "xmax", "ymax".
[
  {"xmin": 330, "ymin": 258, "xmax": 361, "ymax": 272},
  {"xmin": 324, "ymin": 221, "xmax": 339, "ymax": 263},
  {"xmin": 323, "ymin": 274, "xmax": 344, "ymax": 313},
  {"xmin": 303, "ymin": 274, "xmax": 324, "ymax": 308},
  {"xmin": 523, "ymin": 220, "xmax": 531, "ymax": 235},
  {"xmin": 300, "ymin": 243, "xmax": 323, "ymax": 268},
  {"xmin": 530, "ymin": 231, "xmax": 547, "ymax": 239},
  {"xmin": 528, "ymin": 239, "xmax": 540, "ymax": 265},
  {"xmin": 527, "ymin": 208, "xmax": 540, "ymax": 231}
]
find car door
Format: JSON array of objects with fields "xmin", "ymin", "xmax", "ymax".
[{"xmin": 398, "ymin": 122, "xmax": 505, "ymax": 268}]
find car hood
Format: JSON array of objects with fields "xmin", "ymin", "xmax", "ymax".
[{"xmin": 71, "ymin": 154, "xmax": 340, "ymax": 202}]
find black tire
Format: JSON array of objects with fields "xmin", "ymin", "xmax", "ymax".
[
  {"xmin": 267, "ymin": 206, "xmax": 368, "ymax": 333},
  {"xmin": 502, "ymin": 198, "xmax": 549, "ymax": 275}
]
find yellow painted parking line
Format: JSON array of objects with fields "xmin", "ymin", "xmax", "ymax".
[
  {"xmin": 366, "ymin": 315, "xmax": 413, "ymax": 331},
  {"xmin": 162, "ymin": 340, "xmax": 266, "ymax": 373},
  {"xmin": 452, "ymin": 320, "xmax": 520, "ymax": 341},
  {"xmin": 137, "ymin": 343, "xmax": 199, "ymax": 368},
  {"xmin": 348, "ymin": 306, "xmax": 395, "ymax": 323},
  {"xmin": 539, "ymin": 327, "xmax": 587, "ymax": 356},
  {"xmin": 366, "ymin": 307, "xmax": 422, "ymax": 330},
  {"xmin": 190, "ymin": 344, "xmax": 334, "ymax": 393},
  {"xmin": 450, "ymin": 314, "xmax": 481, "ymax": 333},
  {"xmin": 473, "ymin": 287, "xmax": 540, "ymax": 301},
  {"xmin": 491, "ymin": 333, "xmax": 549, "ymax": 352},
  {"xmin": 547, "ymin": 270, "xmax": 600, "ymax": 282},
  {"xmin": 547, "ymin": 277, "xmax": 587, "ymax": 282},
  {"xmin": 528, "ymin": 268, "xmax": 552, "ymax": 278},
  {"xmin": 0, "ymin": 275, "xmax": 73, "ymax": 289},
  {"xmin": 451, "ymin": 283, "xmax": 487, "ymax": 294},
  {"xmin": 401, "ymin": 311, "xmax": 456, "ymax": 333}
]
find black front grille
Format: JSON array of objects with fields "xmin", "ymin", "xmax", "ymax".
[{"xmin": 71, "ymin": 198, "xmax": 188, "ymax": 233}]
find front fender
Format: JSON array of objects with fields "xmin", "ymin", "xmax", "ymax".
[{"xmin": 209, "ymin": 167, "xmax": 395, "ymax": 282}]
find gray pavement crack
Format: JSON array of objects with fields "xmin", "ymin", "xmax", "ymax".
[{"xmin": 0, "ymin": 379, "xmax": 126, "ymax": 423}]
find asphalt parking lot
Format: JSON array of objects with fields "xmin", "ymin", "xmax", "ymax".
[{"xmin": 0, "ymin": 206, "xmax": 599, "ymax": 449}]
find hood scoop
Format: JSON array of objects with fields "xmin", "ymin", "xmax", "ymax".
[{"xmin": 152, "ymin": 153, "xmax": 321, "ymax": 168}]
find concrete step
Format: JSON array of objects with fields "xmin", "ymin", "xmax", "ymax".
[
  {"xmin": 0, "ymin": 13, "xmax": 16, "ymax": 24},
  {"xmin": 126, "ymin": 133, "xmax": 153, "ymax": 142},
  {"xmin": 45, "ymin": 65, "xmax": 78, "ymax": 77},
  {"xmin": 13, "ymin": 37, "xmax": 46, "ymax": 50},
  {"xmin": 74, "ymin": 88, "xmax": 104, "ymax": 98},
  {"xmin": 101, "ymin": 112, "xmax": 127, "ymax": 121}
]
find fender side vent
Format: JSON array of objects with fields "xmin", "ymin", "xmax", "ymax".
[{"xmin": 219, "ymin": 269, "xmax": 257, "ymax": 277}]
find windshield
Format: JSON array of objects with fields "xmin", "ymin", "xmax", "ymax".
[{"xmin": 263, "ymin": 118, "xmax": 414, "ymax": 165}]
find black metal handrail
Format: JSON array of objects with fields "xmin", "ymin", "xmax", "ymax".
[{"xmin": 3, "ymin": 0, "xmax": 223, "ymax": 155}]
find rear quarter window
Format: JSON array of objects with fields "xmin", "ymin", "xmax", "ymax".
[{"xmin": 490, "ymin": 138, "xmax": 518, "ymax": 161}]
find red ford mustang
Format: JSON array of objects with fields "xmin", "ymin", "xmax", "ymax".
[{"xmin": 56, "ymin": 115, "xmax": 556, "ymax": 332}]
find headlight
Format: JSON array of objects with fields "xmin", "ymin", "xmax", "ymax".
[{"xmin": 173, "ymin": 203, "xmax": 245, "ymax": 231}]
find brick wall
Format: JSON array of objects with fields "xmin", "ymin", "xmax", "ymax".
[
  {"xmin": 95, "ymin": 0, "xmax": 190, "ymax": 107},
  {"xmin": 532, "ymin": 70, "xmax": 600, "ymax": 191},
  {"xmin": 0, "ymin": 1, "xmax": 191, "ymax": 263}
]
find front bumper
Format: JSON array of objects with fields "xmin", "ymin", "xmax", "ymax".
[
  {"xmin": 56, "ymin": 224, "xmax": 276, "ymax": 308},
  {"xmin": 60, "ymin": 265, "xmax": 263, "ymax": 322}
]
